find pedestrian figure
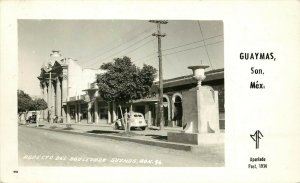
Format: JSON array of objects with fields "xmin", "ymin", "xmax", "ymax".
[
  {"xmin": 53, "ymin": 115, "xmax": 58, "ymax": 123},
  {"xmin": 25, "ymin": 112, "xmax": 31, "ymax": 124},
  {"xmin": 48, "ymin": 109, "xmax": 51, "ymax": 123}
]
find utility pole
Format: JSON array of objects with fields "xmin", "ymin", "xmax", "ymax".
[{"xmin": 149, "ymin": 20, "xmax": 168, "ymax": 130}]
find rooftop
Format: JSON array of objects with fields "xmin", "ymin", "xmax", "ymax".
[{"xmin": 154, "ymin": 68, "xmax": 224, "ymax": 88}]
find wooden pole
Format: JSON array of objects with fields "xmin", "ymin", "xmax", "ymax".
[{"xmin": 149, "ymin": 20, "xmax": 168, "ymax": 130}]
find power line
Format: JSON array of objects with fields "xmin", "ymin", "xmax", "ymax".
[
  {"xmin": 162, "ymin": 34, "xmax": 223, "ymax": 52},
  {"xmin": 197, "ymin": 21, "xmax": 213, "ymax": 69},
  {"xmin": 83, "ymin": 34, "xmax": 152, "ymax": 66},
  {"xmin": 121, "ymin": 38, "xmax": 155, "ymax": 56},
  {"xmin": 131, "ymin": 39, "xmax": 158, "ymax": 62},
  {"xmin": 84, "ymin": 34, "xmax": 152, "ymax": 67},
  {"xmin": 152, "ymin": 39, "xmax": 157, "ymax": 53},
  {"xmin": 81, "ymin": 25, "xmax": 156, "ymax": 66},
  {"xmin": 163, "ymin": 40, "xmax": 223, "ymax": 56},
  {"xmin": 135, "ymin": 52, "xmax": 156, "ymax": 62},
  {"xmin": 82, "ymin": 24, "xmax": 223, "ymax": 68},
  {"xmin": 135, "ymin": 36, "xmax": 223, "ymax": 62},
  {"xmin": 88, "ymin": 38, "xmax": 155, "ymax": 67},
  {"xmin": 79, "ymin": 25, "xmax": 155, "ymax": 61}
]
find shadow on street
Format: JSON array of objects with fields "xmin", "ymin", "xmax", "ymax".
[
  {"xmin": 145, "ymin": 134, "xmax": 168, "ymax": 141},
  {"xmin": 86, "ymin": 130, "xmax": 119, "ymax": 134}
]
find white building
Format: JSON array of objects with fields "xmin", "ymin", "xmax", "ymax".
[{"xmin": 38, "ymin": 50, "xmax": 106, "ymax": 123}]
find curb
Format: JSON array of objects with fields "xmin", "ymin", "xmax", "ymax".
[
  {"xmin": 22, "ymin": 125, "xmax": 224, "ymax": 153},
  {"xmin": 37, "ymin": 121, "xmax": 113, "ymax": 128}
]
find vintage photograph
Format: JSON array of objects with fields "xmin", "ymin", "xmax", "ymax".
[{"xmin": 18, "ymin": 20, "xmax": 224, "ymax": 167}]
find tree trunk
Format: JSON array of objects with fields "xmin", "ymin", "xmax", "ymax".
[
  {"xmin": 130, "ymin": 100, "xmax": 133, "ymax": 115},
  {"xmin": 118, "ymin": 105, "xmax": 125, "ymax": 128},
  {"xmin": 119, "ymin": 104, "xmax": 129, "ymax": 133},
  {"xmin": 128, "ymin": 100, "xmax": 134, "ymax": 132}
]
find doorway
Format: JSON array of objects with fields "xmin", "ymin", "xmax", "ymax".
[{"xmin": 173, "ymin": 96, "xmax": 183, "ymax": 127}]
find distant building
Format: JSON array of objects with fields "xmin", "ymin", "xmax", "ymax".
[
  {"xmin": 37, "ymin": 50, "xmax": 105, "ymax": 122},
  {"xmin": 38, "ymin": 51, "xmax": 224, "ymax": 129}
]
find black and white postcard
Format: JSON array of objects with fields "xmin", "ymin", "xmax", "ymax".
[{"xmin": 0, "ymin": 1, "xmax": 300, "ymax": 183}]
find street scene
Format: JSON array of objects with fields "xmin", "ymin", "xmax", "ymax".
[{"xmin": 18, "ymin": 20, "xmax": 224, "ymax": 167}]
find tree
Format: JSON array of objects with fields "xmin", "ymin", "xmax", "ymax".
[
  {"xmin": 18, "ymin": 90, "xmax": 48, "ymax": 123},
  {"xmin": 18, "ymin": 90, "xmax": 33, "ymax": 122},
  {"xmin": 18, "ymin": 90, "xmax": 32, "ymax": 113},
  {"xmin": 96, "ymin": 56, "xmax": 157, "ymax": 132},
  {"xmin": 30, "ymin": 98, "xmax": 48, "ymax": 111}
]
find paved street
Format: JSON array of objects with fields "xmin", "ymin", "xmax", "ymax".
[{"xmin": 19, "ymin": 126, "xmax": 224, "ymax": 167}]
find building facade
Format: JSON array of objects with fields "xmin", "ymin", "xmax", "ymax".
[
  {"xmin": 37, "ymin": 50, "xmax": 105, "ymax": 123},
  {"xmin": 38, "ymin": 51, "xmax": 225, "ymax": 129}
]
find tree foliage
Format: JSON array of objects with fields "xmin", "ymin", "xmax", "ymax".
[
  {"xmin": 18, "ymin": 90, "xmax": 48, "ymax": 113},
  {"xmin": 96, "ymin": 56, "xmax": 157, "ymax": 131},
  {"xmin": 18, "ymin": 90, "xmax": 33, "ymax": 113},
  {"xmin": 97, "ymin": 56, "xmax": 157, "ymax": 104},
  {"xmin": 30, "ymin": 98, "xmax": 48, "ymax": 111}
]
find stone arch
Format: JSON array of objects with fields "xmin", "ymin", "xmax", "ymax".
[
  {"xmin": 162, "ymin": 94, "xmax": 171, "ymax": 122},
  {"xmin": 171, "ymin": 93, "xmax": 183, "ymax": 127},
  {"xmin": 171, "ymin": 93, "xmax": 183, "ymax": 118}
]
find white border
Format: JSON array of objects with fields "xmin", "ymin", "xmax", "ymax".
[{"xmin": 1, "ymin": 1, "xmax": 300, "ymax": 183}]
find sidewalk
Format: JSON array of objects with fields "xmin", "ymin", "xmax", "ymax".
[
  {"xmin": 30, "ymin": 119, "xmax": 183, "ymax": 138},
  {"xmin": 22, "ymin": 120, "xmax": 224, "ymax": 153}
]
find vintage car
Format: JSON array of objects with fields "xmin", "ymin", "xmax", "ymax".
[
  {"xmin": 114, "ymin": 112, "xmax": 147, "ymax": 130},
  {"xmin": 26, "ymin": 111, "xmax": 37, "ymax": 123}
]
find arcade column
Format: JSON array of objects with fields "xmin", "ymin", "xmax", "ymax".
[
  {"xmin": 145, "ymin": 104, "xmax": 152, "ymax": 127},
  {"xmin": 61, "ymin": 67, "xmax": 68, "ymax": 123},
  {"xmin": 78, "ymin": 102, "xmax": 81, "ymax": 123},
  {"xmin": 94, "ymin": 100, "xmax": 99, "ymax": 124},
  {"xmin": 56, "ymin": 78, "xmax": 62, "ymax": 120},
  {"xmin": 88, "ymin": 101, "xmax": 92, "ymax": 123},
  {"xmin": 75, "ymin": 101, "xmax": 78, "ymax": 123},
  {"xmin": 42, "ymin": 83, "xmax": 47, "ymax": 120},
  {"xmin": 66, "ymin": 104, "xmax": 70, "ymax": 123}
]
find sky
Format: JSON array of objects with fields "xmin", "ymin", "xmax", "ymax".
[{"xmin": 18, "ymin": 20, "xmax": 223, "ymax": 96}]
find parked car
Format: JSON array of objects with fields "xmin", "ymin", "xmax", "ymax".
[
  {"xmin": 114, "ymin": 112, "xmax": 147, "ymax": 130},
  {"xmin": 26, "ymin": 111, "xmax": 37, "ymax": 123}
]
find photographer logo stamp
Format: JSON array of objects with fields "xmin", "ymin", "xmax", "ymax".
[
  {"xmin": 248, "ymin": 130, "xmax": 267, "ymax": 169},
  {"xmin": 250, "ymin": 130, "xmax": 263, "ymax": 149}
]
